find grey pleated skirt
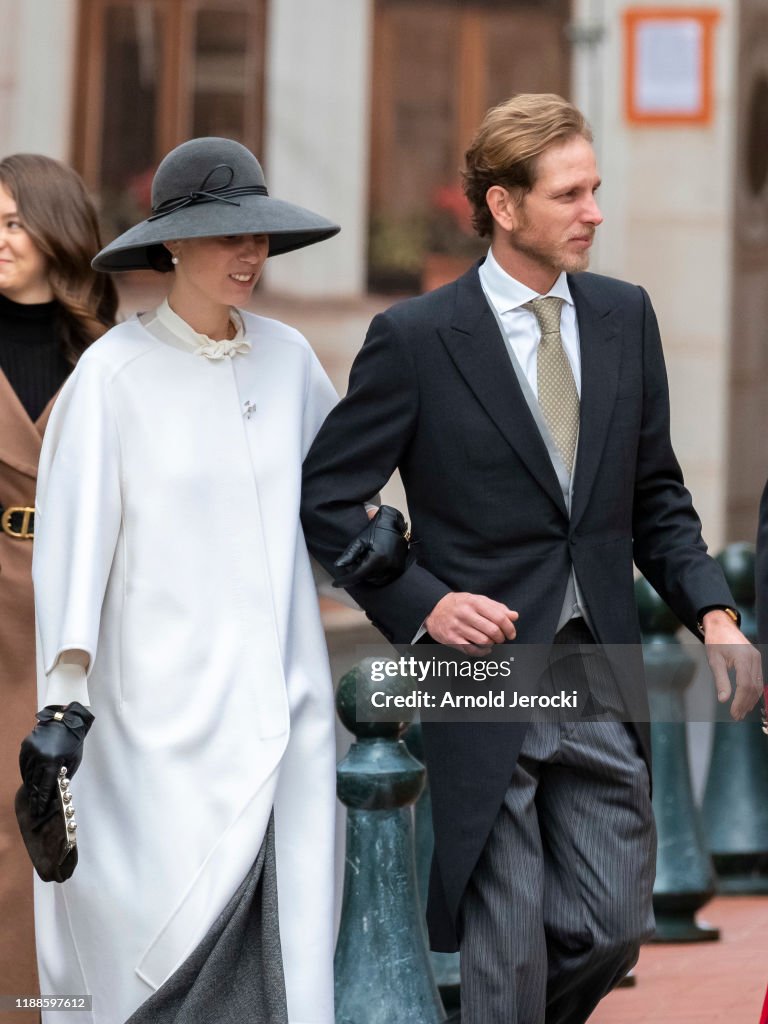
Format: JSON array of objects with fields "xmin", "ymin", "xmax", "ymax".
[{"xmin": 126, "ymin": 814, "xmax": 288, "ymax": 1024}]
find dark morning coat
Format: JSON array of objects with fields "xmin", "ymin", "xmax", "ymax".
[{"xmin": 301, "ymin": 262, "xmax": 734, "ymax": 951}]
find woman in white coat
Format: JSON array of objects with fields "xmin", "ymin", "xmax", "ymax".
[{"xmin": 18, "ymin": 138, "xmax": 406, "ymax": 1024}]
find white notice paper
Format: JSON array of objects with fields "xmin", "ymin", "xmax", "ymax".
[{"xmin": 634, "ymin": 19, "xmax": 703, "ymax": 115}]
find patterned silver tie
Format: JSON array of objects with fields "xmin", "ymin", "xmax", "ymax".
[{"xmin": 525, "ymin": 297, "xmax": 579, "ymax": 473}]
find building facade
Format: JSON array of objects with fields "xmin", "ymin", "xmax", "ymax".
[{"xmin": 1, "ymin": 0, "xmax": 766, "ymax": 544}]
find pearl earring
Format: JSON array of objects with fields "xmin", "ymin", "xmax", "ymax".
[{"xmin": 171, "ymin": 255, "xmax": 179, "ymax": 265}]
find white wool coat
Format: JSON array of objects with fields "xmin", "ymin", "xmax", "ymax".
[{"xmin": 31, "ymin": 311, "xmax": 339, "ymax": 1024}]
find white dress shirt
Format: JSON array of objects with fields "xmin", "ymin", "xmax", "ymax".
[
  {"xmin": 478, "ymin": 247, "xmax": 591, "ymax": 633},
  {"xmin": 478, "ymin": 247, "xmax": 581, "ymax": 398}
]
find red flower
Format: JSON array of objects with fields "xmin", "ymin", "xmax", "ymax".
[{"xmin": 431, "ymin": 184, "xmax": 474, "ymax": 235}]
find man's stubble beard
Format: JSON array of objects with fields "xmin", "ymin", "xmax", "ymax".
[{"xmin": 510, "ymin": 230, "xmax": 592, "ymax": 276}]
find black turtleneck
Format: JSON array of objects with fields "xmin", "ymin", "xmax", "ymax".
[{"xmin": 0, "ymin": 292, "xmax": 71, "ymax": 422}]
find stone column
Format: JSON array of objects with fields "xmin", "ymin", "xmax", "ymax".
[
  {"xmin": 0, "ymin": 0, "xmax": 78, "ymax": 158},
  {"xmin": 263, "ymin": 0, "xmax": 373, "ymax": 298},
  {"xmin": 570, "ymin": 0, "xmax": 739, "ymax": 548},
  {"xmin": 726, "ymin": 0, "xmax": 768, "ymax": 540}
]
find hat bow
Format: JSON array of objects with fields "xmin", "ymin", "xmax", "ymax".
[{"xmin": 148, "ymin": 164, "xmax": 268, "ymax": 222}]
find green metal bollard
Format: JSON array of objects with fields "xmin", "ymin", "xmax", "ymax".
[
  {"xmin": 334, "ymin": 660, "xmax": 447, "ymax": 1024},
  {"xmin": 403, "ymin": 721, "xmax": 461, "ymax": 1012},
  {"xmin": 701, "ymin": 543, "xmax": 768, "ymax": 893},
  {"xmin": 636, "ymin": 578, "xmax": 719, "ymax": 942}
]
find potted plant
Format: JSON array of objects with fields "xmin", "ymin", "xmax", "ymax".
[{"xmin": 421, "ymin": 183, "xmax": 486, "ymax": 292}]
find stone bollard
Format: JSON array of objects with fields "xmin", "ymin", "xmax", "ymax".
[
  {"xmin": 701, "ymin": 543, "xmax": 768, "ymax": 893},
  {"xmin": 403, "ymin": 722, "xmax": 461, "ymax": 1012},
  {"xmin": 636, "ymin": 578, "xmax": 719, "ymax": 942},
  {"xmin": 334, "ymin": 660, "xmax": 447, "ymax": 1024}
]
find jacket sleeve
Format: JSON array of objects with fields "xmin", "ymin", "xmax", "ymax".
[
  {"xmin": 33, "ymin": 356, "xmax": 123, "ymax": 684},
  {"xmin": 630, "ymin": 287, "xmax": 734, "ymax": 635},
  {"xmin": 301, "ymin": 310, "xmax": 450, "ymax": 643}
]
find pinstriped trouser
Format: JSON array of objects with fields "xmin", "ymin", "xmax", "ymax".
[{"xmin": 458, "ymin": 623, "xmax": 656, "ymax": 1024}]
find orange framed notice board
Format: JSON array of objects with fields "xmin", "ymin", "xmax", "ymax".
[{"xmin": 623, "ymin": 8, "xmax": 720, "ymax": 126}]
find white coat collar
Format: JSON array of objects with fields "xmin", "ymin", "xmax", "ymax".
[{"xmin": 140, "ymin": 299, "xmax": 251, "ymax": 359}]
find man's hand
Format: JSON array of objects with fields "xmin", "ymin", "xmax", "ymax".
[
  {"xmin": 425, "ymin": 593, "xmax": 518, "ymax": 654},
  {"xmin": 19, "ymin": 702, "xmax": 94, "ymax": 822},
  {"xmin": 701, "ymin": 611, "xmax": 763, "ymax": 720},
  {"xmin": 333, "ymin": 505, "xmax": 409, "ymax": 587}
]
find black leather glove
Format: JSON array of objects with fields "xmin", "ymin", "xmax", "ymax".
[
  {"xmin": 19, "ymin": 703, "xmax": 94, "ymax": 823},
  {"xmin": 333, "ymin": 505, "xmax": 409, "ymax": 587}
]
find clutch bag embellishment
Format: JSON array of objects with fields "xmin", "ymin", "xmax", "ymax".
[{"xmin": 15, "ymin": 766, "xmax": 79, "ymax": 883}]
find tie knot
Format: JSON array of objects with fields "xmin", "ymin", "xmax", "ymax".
[{"xmin": 525, "ymin": 297, "xmax": 564, "ymax": 336}]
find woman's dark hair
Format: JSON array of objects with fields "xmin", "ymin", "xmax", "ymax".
[
  {"xmin": 0, "ymin": 154, "xmax": 119, "ymax": 363},
  {"xmin": 146, "ymin": 244, "xmax": 174, "ymax": 273}
]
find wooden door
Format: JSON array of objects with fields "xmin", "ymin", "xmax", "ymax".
[
  {"xmin": 369, "ymin": 0, "xmax": 572, "ymax": 290},
  {"xmin": 73, "ymin": 0, "xmax": 266, "ymax": 238}
]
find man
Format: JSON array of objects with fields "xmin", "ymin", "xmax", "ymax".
[{"xmin": 302, "ymin": 94, "xmax": 761, "ymax": 1023}]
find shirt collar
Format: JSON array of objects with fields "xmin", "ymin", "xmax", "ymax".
[
  {"xmin": 478, "ymin": 247, "xmax": 573, "ymax": 315},
  {"xmin": 155, "ymin": 298, "xmax": 248, "ymax": 354}
]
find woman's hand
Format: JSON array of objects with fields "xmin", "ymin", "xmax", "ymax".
[
  {"xmin": 333, "ymin": 505, "xmax": 409, "ymax": 587},
  {"xmin": 19, "ymin": 703, "xmax": 94, "ymax": 822}
]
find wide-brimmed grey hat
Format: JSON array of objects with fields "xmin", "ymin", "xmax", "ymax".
[{"xmin": 92, "ymin": 137, "xmax": 340, "ymax": 271}]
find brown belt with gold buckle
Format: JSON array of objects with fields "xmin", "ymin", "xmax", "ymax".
[{"xmin": 0, "ymin": 505, "xmax": 35, "ymax": 538}]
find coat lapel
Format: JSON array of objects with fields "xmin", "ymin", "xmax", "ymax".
[
  {"xmin": 35, "ymin": 389, "xmax": 59, "ymax": 435},
  {"xmin": 569, "ymin": 274, "xmax": 623, "ymax": 529},
  {"xmin": 438, "ymin": 267, "xmax": 567, "ymax": 516},
  {"xmin": 0, "ymin": 368, "xmax": 48, "ymax": 478}
]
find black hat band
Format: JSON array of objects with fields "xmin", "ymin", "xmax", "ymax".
[{"xmin": 149, "ymin": 164, "xmax": 269, "ymax": 221}]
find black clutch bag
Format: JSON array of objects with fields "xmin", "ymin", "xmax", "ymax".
[{"xmin": 15, "ymin": 766, "xmax": 78, "ymax": 883}]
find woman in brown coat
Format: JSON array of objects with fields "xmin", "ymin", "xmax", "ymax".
[{"xmin": 0, "ymin": 154, "xmax": 117, "ymax": 1015}]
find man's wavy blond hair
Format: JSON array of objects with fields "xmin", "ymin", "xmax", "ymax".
[{"xmin": 462, "ymin": 94, "xmax": 593, "ymax": 238}]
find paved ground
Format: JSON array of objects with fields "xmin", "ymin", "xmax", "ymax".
[
  {"xmin": 442, "ymin": 897, "xmax": 768, "ymax": 1022},
  {"xmin": 589, "ymin": 897, "xmax": 768, "ymax": 1023}
]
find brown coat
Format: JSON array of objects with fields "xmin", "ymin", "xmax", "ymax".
[{"xmin": 0, "ymin": 369, "xmax": 57, "ymax": 1013}]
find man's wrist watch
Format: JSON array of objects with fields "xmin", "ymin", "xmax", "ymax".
[{"xmin": 696, "ymin": 605, "xmax": 741, "ymax": 635}]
